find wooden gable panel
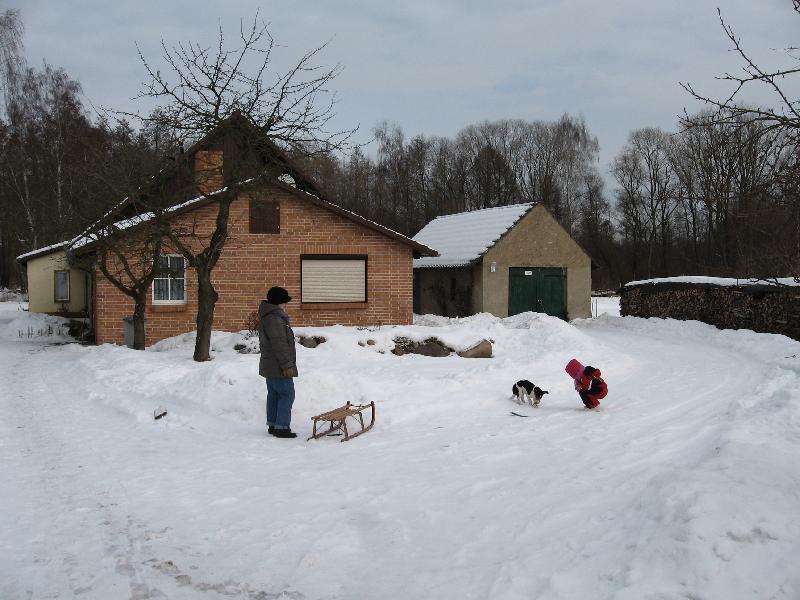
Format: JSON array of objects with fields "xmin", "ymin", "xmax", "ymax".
[{"xmin": 249, "ymin": 199, "xmax": 280, "ymax": 234}]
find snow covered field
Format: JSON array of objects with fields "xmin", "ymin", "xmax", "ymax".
[{"xmin": 2, "ymin": 299, "xmax": 799, "ymax": 599}]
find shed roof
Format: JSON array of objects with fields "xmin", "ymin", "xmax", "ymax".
[{"xmin": 412, "ymin": 203, "xmax": 535, "ymax": 268}]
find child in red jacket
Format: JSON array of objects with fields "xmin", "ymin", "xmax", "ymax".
[{"xmin": 565, "ymin": 359, "xmax": 608, "ymax": 409}]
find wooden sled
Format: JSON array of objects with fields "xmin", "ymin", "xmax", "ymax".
[{"xmin": 307, "ymin": 401, "xmax": 375, "ymax": 442}]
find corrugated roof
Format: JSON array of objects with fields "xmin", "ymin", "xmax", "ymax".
[{"xmin": 412, "ymin": 203, "xmax": 534, "ymax": 268}]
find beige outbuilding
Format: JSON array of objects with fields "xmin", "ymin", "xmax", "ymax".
[
  {"xmin": 412, "ymin": 203, "xmax": 592, "ymax": 319},
  {"xmin": 17, "ymin": 245, "xmax": 90, "ymax": 316}
]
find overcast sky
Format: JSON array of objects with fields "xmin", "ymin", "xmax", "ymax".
[{"xmin": 8, "ymin": 0, "xmax": 799, "ymax": 184}]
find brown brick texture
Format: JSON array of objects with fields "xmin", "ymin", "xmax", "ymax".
[{"xmin": 95, "ymin": 185, "xmax": 414, "ymax": 346}]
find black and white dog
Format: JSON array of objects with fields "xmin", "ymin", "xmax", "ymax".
[{"xmin": 512, "ymin": 380, "xmax": 549, "ymax": 407}]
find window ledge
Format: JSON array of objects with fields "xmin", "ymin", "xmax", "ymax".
[
  {"xmin": 152, "ymin": 303, "xmax": 188, "ymax": 313},
  {"xmin": 301, "ymin": 302, "xmax": 368, "ymax": 310}
]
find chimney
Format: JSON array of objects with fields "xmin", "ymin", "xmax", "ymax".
[{"xmin": 194, "ymin": 149, "xmax": 224, "ymax": 196}]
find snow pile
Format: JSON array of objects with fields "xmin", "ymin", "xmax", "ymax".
[
  {"xmin": 0, "ymin": 288, "xmax": 27, "ymax": 303},
  {"xmin": 0, "ymin": 301, "xmax": 72, "ymax": 342},
  {"xmin": 2, "ymin": 309, "xmax": 800, "ymax": 599},
  {"xmin": 592, "ymin": 295, "xmax": 620, "ymax": 317},
  {"xmin": 88, "ymin": 312, "xmax": 597, "ymax": 430},
  {"xmin": 413, "ymin": 203, "xmax": 533, "ymax": 268},
  {"xmin": 626, "ymin": 275, "xmax": 800, "ymax": 287}
]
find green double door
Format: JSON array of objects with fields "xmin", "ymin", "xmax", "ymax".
[{"xmin": 508, "ymin": 267, "xmax": 566, "ymax": 319}]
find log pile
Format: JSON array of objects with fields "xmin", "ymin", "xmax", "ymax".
[{"xmin": 621, "ymin": 281, "xmax": 800, "ymax": 340}]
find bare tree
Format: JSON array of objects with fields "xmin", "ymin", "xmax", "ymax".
[
  {"xmin": 74, "ymin": 213, "xmax": 169, "ymax": 350},
  {"xmin": 2, "ymin": 66, "xmax": 93, "ymax": 248},
  {"xmin": 576, "ymin": 172, "xmax": 617, "ymax": 288},
  {"xmin": 66, "ymin": 120, "xmax": 181, "ymax": 349},
  {"xmin": 0, "ymin": 9, "xmax": 24, "ymax": 287},
  {"xmin": 131, "ymin": 16, "xmax": 355, "ymax": 361},
  {"xmin": 612, "ymin": 128, "xmax": 678, "ymax": 278},
  {"xmin": 0, "ymin": 8, "xmax": 24, "ymax": 112},
  {"xmin": 681, "ymin": 3, "xmax": 800, "ymax": 140}
]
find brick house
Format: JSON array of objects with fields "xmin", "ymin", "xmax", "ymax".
[{"xmin": 18, "ymin": 118, "xmax": 437, "ymax": 347}]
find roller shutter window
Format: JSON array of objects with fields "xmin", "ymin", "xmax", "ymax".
[{"xmin": 301, "ymin": 256, "xmax": 367, "ymax": 303}]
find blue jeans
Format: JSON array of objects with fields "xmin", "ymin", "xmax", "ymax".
[{"xmin": 266, "ymin": 378, "xmax": 295, "ymax": 430}]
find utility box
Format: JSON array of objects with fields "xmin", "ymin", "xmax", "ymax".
[{"xmin": 122, "ymin": 317, "xmax": 142, "ymax": 348}]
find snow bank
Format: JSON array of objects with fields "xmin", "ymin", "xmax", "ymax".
[
  {"xmin": 626, "ymin": 275, "xmax": 800, "ymax": 287},
  {"xmin": 81, "ymin": 311, "xmax": 598, "ymax": 430},
  {"xmin": 0, "ymin": 288, "xmax": 27, "ymax": 303},
  {"xmin": 592, "ymin": 295, "xmax": 620, "ymax": 317},
  {"xmin": 0, "ymin": 302, "xmax": 73, "ymax": 342}
]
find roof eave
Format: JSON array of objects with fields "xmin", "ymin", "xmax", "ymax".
[{"xmin": 272, "ymin": 180, "xmax": 438, "ymax": 257}]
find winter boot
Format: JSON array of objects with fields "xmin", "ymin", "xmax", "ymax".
[{"xmin": 272, "ymin": 429, "xmax": 297, "ymax": 438}]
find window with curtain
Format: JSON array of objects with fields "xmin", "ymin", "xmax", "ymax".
[
  {"xmin": 153, "ymin": 255, "xmax": 186, "ymax": 303},
  {"xmin": 301, "ymin": 255, "xmax": 367, "ymax": 303}
]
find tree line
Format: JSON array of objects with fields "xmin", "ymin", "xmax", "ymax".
[
  {"xmin": 294, "ymin": 109, "xmax": 798, "ymax": 289},
  {"xmin": 2, "ymin": 5, "xmax": 799, "ymax": 299},
  {"xmin": 0, "ymin": 10, "xmax": 173, "ymax": 289}
]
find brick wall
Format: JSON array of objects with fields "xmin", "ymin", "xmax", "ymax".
[{"xmin": 95, "ymin": 184, "xmax": 414, "ymax": 346}]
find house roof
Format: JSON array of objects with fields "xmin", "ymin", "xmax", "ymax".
[
  {"xmin": 17, "ymin": 115, "xmax": 437, "ymax": 263},
  {"xmin": 412, "ymin": 203, "xmax": 535, "ymax": 268},
  {"xmin": 15, "ymin": 241, "xmax": 71, "ymax": 263},
  {"xmin": 272, "ymin": 180, "xmax": 437, "ymax": 258},
  {"xmin": 17, "ymin": 176, "xmax": 437, "ymax": 264}
]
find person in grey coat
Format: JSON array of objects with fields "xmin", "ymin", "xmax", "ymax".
[{"xmin": 259, "ymin": 286, "xmax": 298, "ymax": 438}]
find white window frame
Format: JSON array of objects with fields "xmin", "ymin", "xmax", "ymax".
[
  {"xmin": 54, "ymin": 270, "xmax": 70, "ymax": 303},
  {"xmin": 301, "ymin": 255, "xmax": 367, "ymax": 303},
  {"xmin": 152, "ymin": 254, "xmax": 187, "ymax": 305}
]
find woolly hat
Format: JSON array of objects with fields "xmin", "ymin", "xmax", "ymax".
[{"xmin": 266, "ymin": 286, "xmax": 292, "ymax": 305}]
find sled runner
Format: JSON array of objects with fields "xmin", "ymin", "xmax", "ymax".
[{"xmin": 307, "ymin": 401, "xmax": 376, "ymax": 442}]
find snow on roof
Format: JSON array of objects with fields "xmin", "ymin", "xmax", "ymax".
[
  {"xmin": 17, "ymin": 186, "xmax": 231, "ymax": 262},
  {"xmin": 625, "ymin": 276, "xmax": 800, "ymax": 287},
  {"xmin": 15, "ymin": 241, "xmax": 71, "ymax": 262},
  {"xmin": 412, "ymin": 203, "xmax": 534, "ymax": 268},
  {"xmin": 18, "ymin": 176, "xmax": 436, "ymax": 263}
]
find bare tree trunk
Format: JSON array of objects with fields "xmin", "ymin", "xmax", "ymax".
[
  {"xmin": 194, "ymin": 266, "xmax": 218, "ymax": 362},
  {"xmin": 132, "ymin": 291, "xmax": 147, "ymax": 350}
]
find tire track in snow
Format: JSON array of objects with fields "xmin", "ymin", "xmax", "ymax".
[
  {"xmin": 567, "ymin": 319, "xmax": 799, "ymax": 599},
  {"xmin": 0, "ymin": 341, "xmax": 168, "ymax": 599}
]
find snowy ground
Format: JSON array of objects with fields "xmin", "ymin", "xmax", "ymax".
[
  {"xmin": 591, "ymin": 296, "xmax": 620, "ymax": 317},
  {"xmin": 1, "ymin": 298, "xmax": 799, "ymax": 599}
]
